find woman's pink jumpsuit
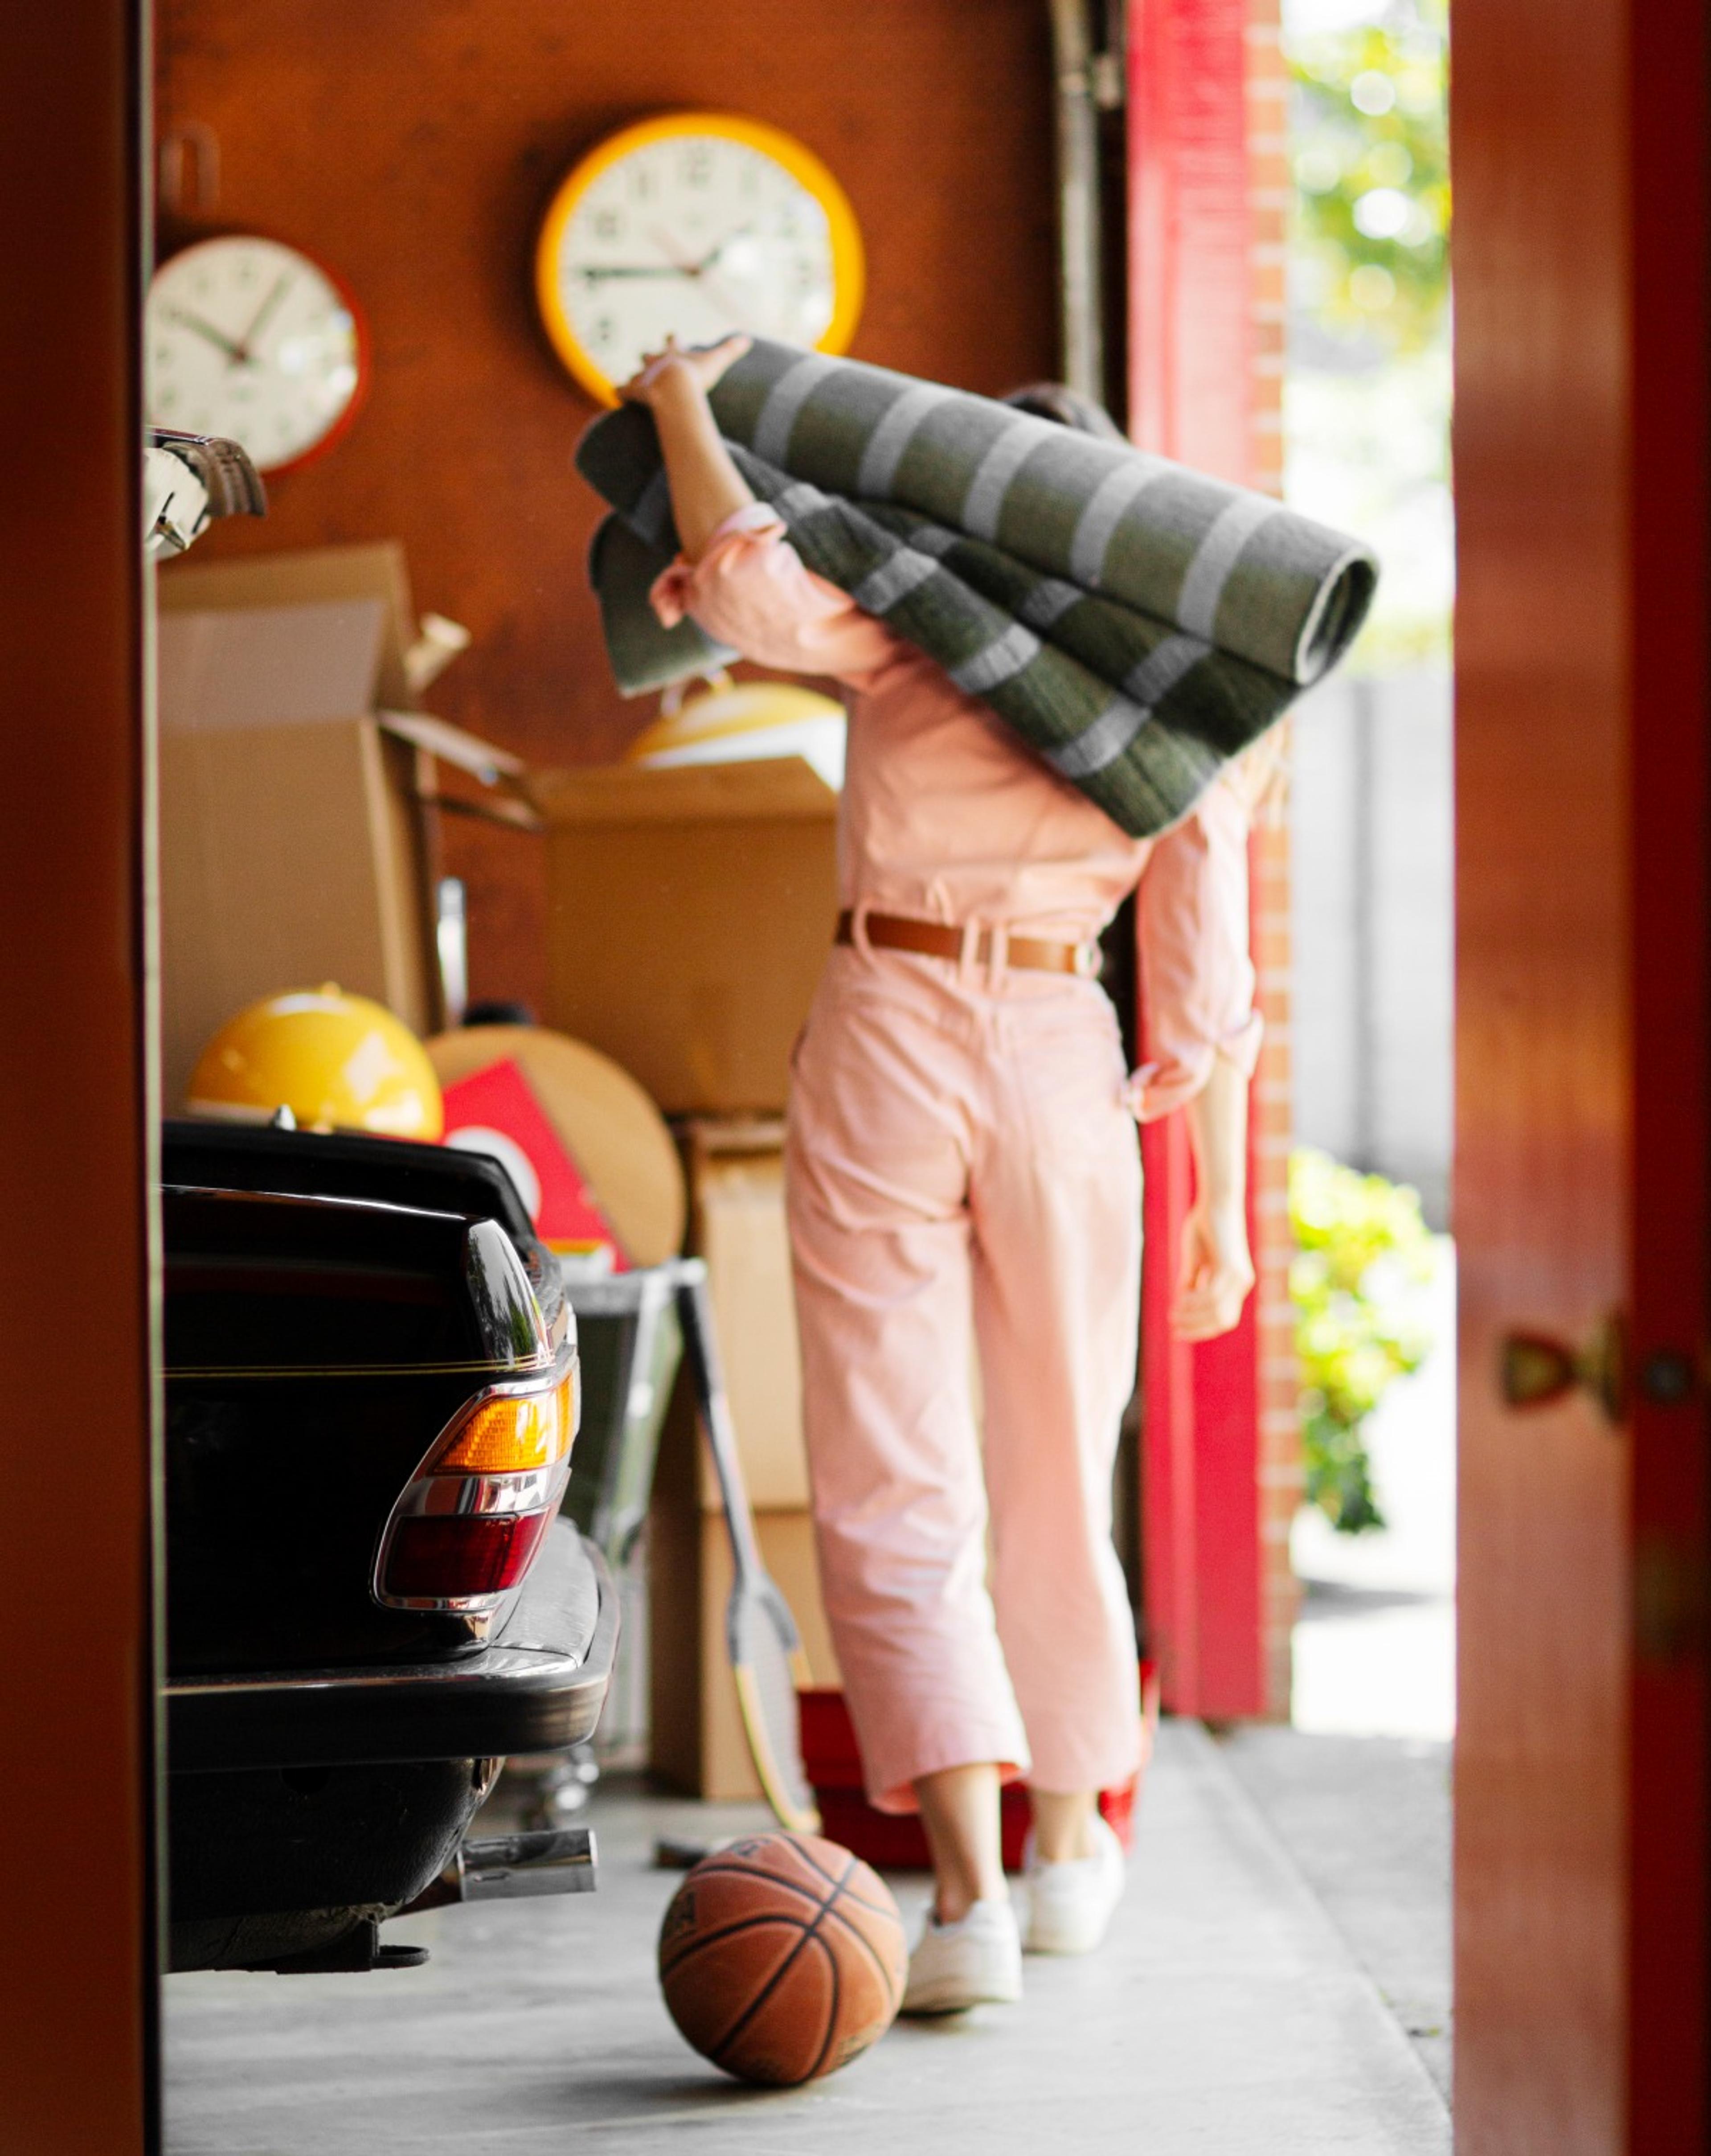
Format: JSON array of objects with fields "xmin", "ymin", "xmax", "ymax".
[{"xmin": 654, "ymin": 505, "xmax": 1261, "ymax": 1813}]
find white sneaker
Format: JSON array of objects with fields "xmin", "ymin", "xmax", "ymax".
[
  {"xmin": 1023, "ymin": 1812, "xmax": 1127, "ymax": 1955},
  {"xmin": 900, "ymin": 1895, "xmax": 1023, "ymax": 2014}
]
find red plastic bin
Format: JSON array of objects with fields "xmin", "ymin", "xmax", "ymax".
[{"xmin": 798, "ymin": 1662, "xmax": 1161, "ymax": 1872}]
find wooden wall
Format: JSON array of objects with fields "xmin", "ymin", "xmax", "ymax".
[{"xmin": 156, "ymin": 0, "xmax": 1057, "ymax": 1010}]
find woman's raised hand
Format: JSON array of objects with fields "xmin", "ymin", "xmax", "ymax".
[{"xmin": 618, "ymin": 333, "xmax": 753, "ymax": 409}]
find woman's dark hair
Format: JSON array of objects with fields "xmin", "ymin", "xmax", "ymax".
[{"xmin": 1001, "ymin": 382, "xmax": 1126, "ymax": 441}]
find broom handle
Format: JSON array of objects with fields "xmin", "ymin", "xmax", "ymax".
[{"xmin": 675, "ymin": 1261, "xmax": 765, "ymax": 1585}]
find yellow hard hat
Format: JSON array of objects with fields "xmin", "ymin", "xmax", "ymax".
[
  {"xmin": 187, "ymin": 986, "xmax": 444, "ymax": 1141},
  {"xmin": 625, "ymin": 672, "xmax": 846, "ymax": 788}
]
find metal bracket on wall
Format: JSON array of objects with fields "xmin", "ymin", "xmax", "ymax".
[
  {"xmin": 1048, "ymin": 0, "xmax": 1126, "ymax": 402},
  {"xmin": 159, "ymin": 122, "xmax": 221, "ymax": 214}
]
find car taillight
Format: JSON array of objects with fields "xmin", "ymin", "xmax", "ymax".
[
  {"xmin": 374, "ymin": 1359, "xmax": 579, "ymax": 1612},
  {"xmin": 384, "ymin": 1511, "xmax": 556, "ymax": 1600}
]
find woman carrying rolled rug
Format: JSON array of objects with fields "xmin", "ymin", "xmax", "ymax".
[{"xmin": 614, "ymin": 334, "xmax": 1265, "ymax": 2016}]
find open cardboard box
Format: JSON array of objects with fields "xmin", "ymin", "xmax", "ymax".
[
  {"xmin": 156, "ymin": 542, "xmax": 529, "ymax": 1109},
  {"xmin": 530, "ymin": 755, "xmax": 839, "ymax": 1118}
]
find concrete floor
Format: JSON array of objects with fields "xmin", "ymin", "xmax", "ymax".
[
  {"xmin": 165, "ymin": 1720, "xmax": 1449, "ymax": 2154},
  {"xmin": 1216, "ymin": 1727, "xmax": 1453, "ymax": 2102}
]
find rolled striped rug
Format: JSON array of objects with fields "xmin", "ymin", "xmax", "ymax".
[{"xmin": 577, "ymin": 340, "xmax": 1375, "ymax": 838}]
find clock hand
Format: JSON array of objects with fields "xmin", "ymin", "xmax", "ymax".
[
  {"xmin": 645, "ymin": 224, "xmax": 754, "ymax": 328},
  {"xmin": 647, "ymin": 224, "xmax": 704, "ymax": 276},
  {"xmin": 694, "ymin": 222, "xmax": 756, "ymax": 275},
  {"xmin": 235, "ymin": 272, "xmax": 292, "ymax": 361},
  {"xmin": 578, "ymin": 263, "xmax": 697, "ymax": 282},
  {"xmin": 164, "ymin": 306, "xmax": 247, "ymax": 363}
]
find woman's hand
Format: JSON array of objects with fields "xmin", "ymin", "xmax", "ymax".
[
  {"xmin": 614, "ymin": 334, "xmax": 758, "ymax": 560},
  {"xmin": 1171, "ymin": 1196, "xmax": 1254, "ymax": 1341},
  {"xmin": 618, "ymin": 333, "xmax": 752, "ymax": 410},
  {"xmin": 1173, "ymin": 1049, "xmax": 1253, "ymax": 1340}
]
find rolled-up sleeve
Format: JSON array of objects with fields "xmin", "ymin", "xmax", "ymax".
[
  {"xmin": 1126, "ymin": 775, "xmax": 1263, "ymax": 1123},
  {"xmin": 649, "ymin": 504, "xmax": 902, "ymax": 684}
]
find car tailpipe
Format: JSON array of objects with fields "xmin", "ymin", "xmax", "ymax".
[{"xmin": 406, "ymin": 1824, "xmax": 597, "ymax": 1913}]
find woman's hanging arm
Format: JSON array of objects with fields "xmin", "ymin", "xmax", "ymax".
[
  {"xmin": 1175, "ymin": 1052, "xmax": 1255, "ymax": 1341},
  {"xmin": 1132, "ymin": 774, "xmax": 1263, "ymax": 1342}
]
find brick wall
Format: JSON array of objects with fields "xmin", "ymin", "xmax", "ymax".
[
  {"xmin": 1129, "ymin": 0, "xmax": 1299, "ymax": 1720},
  {"xmin": 1247, "ymin": 0, "xmax": 1302, "ymax": 1716}
]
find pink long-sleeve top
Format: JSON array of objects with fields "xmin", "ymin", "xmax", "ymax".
[{"xmin": 651, "ymin": 504, "xmax": 1261, "ymax": 1120}]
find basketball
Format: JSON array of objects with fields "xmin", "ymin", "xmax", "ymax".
[{"xmin": 658, "ymin": 1832, "xmax": 908, "ymax": 2086}]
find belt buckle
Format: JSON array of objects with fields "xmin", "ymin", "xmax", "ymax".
[{"xmin": 1073, "ymin": 941, "xmax": 1102, "ymax": 979}]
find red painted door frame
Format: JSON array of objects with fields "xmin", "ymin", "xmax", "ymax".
[
  {"xmin": 0, "ymin": 0, "xmax": 159, "ymax": 2147},
  {"xmin": 1127, "ymin": 0, "xmax": 1269, "ymax": 1717},
  {"xmin": 1624, "ymin": 2, "xmax": 1710, "ymax": 2127}
]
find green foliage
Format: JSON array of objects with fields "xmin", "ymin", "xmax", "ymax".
[
  {"xmin": 1290, "ymin": 1148, "xmax": 1436, "ymax": 1534},
  {"xmin": 1289, "ymin": 2, "xmax": 1450, "ymax": 357}
]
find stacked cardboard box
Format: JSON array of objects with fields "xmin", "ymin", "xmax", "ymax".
[
  {"xmin": 156, "ymin": 542, "xmax": 521, "ymax": 1111},
  {"xmin": 534, "ymin": 757, "xmax": 841, "ymax": 1799}
]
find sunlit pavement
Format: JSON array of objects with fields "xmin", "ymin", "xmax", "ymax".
[{"xmin": 1292, "ymin": 1242, "xmax": 1457, "ymax": 1744}]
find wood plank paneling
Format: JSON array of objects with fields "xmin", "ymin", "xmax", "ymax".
[{"xmin": 155, "ymin": 0, "xmax": 1056, "ymax": 1010}]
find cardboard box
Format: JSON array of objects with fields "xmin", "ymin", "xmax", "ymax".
[
  {"xmin": 160, "ymin": 719, "xmax": 431, "ymax": 1110},
  {"xmin": 532, "ymin": 757, "xmax": 838, "ymax": 1116},
  {"xmin": 648, "ymin": 1361, "xmax": 840, "ymax": 1800},
  {"xmin": 686, "ymin": 1119, "xmax": 808, "ymax": 1512},
  {"xmin": 159, "ymin": 540, "xmax": 418, "ymax": 707},
  {"xmin": 155, "ymin": 543, "xmax": 519, "ymax": 1109}
]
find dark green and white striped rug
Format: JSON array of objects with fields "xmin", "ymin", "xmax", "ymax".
[{"xmin": 577, "ymin": 340, "xmax": 1376, "ymax": 838}]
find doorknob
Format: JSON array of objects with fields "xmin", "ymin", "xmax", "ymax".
[{"xmin": 1499, "ymin": 1312, "xmax": 1627, "ymax": 1425}]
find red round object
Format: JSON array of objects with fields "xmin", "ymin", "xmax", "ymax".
[{"xmin": 658, "ymin": 1832, "xmax": 908, "ymax": 2086}]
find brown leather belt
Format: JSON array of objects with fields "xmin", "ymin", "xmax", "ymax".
[{"xmin": 835, "ymin": 909, "xmax": 1100, "ymax": 977}]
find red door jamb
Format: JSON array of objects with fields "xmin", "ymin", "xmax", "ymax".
[{"xmin": 1128, "ymin": 0, "xmax": 1270, "ymax": 1718}]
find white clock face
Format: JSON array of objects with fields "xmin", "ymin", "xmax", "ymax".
[
  {"xmin": 552, "ymin": 133, "xmax": 840, "ymax": 390},
  {"xmin": 146, "ymin": 237, "xmax": 364, "ymax": 474}
]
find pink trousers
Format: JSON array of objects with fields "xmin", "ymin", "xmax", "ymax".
[{"xmin": 784, "ymin": 941, "xmax": 1146, "ymax": 1813}]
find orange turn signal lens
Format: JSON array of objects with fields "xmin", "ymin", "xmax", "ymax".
[{"xmin": 434, "ymin": 1375, "xmax": 574, "ymax": 1474}]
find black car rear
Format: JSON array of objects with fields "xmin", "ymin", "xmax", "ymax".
[{"xmin": 161, "ymin": 1123, "xmax": 616, "ymax": 1972}]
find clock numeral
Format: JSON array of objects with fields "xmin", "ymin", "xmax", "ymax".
[
  {"xmin": 594, "ymin": 207, "xmax": 623, "ymax": 240},
  {"xmin": 592, "ymin": 316, "xmax": 616, "ymax": 350},
  {"xmin": 630, "ymin": 167, "xmax": 655, "ymax": 200},
  {"xmin": 681, "ymin": 145, "xmax": 713, "ymax": 187}
]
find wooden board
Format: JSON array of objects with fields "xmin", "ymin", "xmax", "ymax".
[{"xmin": 426, "ymin": 1025, "xmax": 685, "ymax": 1268}]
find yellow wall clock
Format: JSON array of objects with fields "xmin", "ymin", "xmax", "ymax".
[{"xmin": 535, "ymin": 112, "xmax": 864, "ymax": 406}]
